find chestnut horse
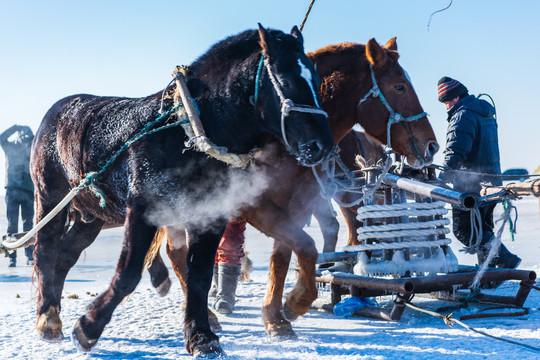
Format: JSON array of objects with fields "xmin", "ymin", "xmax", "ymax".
[
  {"xmin": 151, "ymin": 37, "xmax": 439, "ymax": 338},
  {"xmin": 30, "ymin": 26, "xmax": 334, "ymax": 357}
]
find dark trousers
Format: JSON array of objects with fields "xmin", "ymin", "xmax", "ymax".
[
  {"xmin": 5, "ymin": 187, "xmax": 34, "ymax": 262},
  {"xmin": 452, "ymin": 202, "xmax": 496, "ymax": 250}
]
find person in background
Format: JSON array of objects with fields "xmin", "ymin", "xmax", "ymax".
[
  {"xmin": 209, "ymin": 219, "xmax": 247, "ymax": 315},
  {"xmin": 0, "ymin": 125, "xmax": 35, "ymax": 267},
  {"xmin": 437, "ymin": 77, "xmax": 521, "ymax": 270}
]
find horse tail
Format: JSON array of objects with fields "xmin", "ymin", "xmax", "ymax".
[{"xmin": 144, "ymin": 227, "xmax": 166, "ymax": 270}]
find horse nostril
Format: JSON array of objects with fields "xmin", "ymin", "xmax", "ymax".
[
  {"xmin": 299, "ymin": 139, "xmax": 324, "ymax": 161},
  {"xmin": 426, "ymin": 141, "xmax": 439, "ymax": 158}
]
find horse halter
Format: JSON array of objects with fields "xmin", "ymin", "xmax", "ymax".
[
  {"xmin": 358, "ymin": 65, "xmax": 428, "ymax": 151},
  {"xmin": 254, "ymin": 55, "xmax": 328, "ymax": 150}
]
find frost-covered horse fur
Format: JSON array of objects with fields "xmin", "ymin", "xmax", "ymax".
[{"xmin": 31, "ymin": 25, "xmax": 334, "ymax": 357}]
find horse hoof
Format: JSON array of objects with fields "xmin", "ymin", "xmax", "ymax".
[
  {"xmin": 38, "ymin": 328, "xmax": 65, "ymax": 343},
  {"xmin": 268, "ymin": 324, "xmax": 297, "ymax": 339},
  {"xmin": 71, "ymin": 318, "xmax": 99, "ymax": 352},
  {"xmin": 282, "ymin": 303, "xmax": 299, "ymax": 322},
  {"xmin": 36, "ymin": 306, "xmax": 64, "ymax": 342},
  {"xmin": 156, "ymin": 277, "xmax": 172, "ymax": 297},
  {"xmin": 192, "ymin": 340, "xmax": 224, "ymax": 358}
]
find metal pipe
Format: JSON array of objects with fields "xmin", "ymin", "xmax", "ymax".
[
  {"xmin": 382, "ymin": 174, "xmax": 478, "ymax": 210},
  {"xmin": 407, "ymin": 268, "xmax": 536, "ymax": 293},
  {"xmin": 316, "ymin": 252, "xmax": 357, "ymax": 264},
  {"xmin": 316, "ymin": 272, "xmax": 414, "ymax": 293}
]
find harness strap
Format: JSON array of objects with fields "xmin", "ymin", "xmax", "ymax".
[
  {"xmin": 254, "ymin": 55, "xmax": 328, "ymax": 151},
  {"xmin": 359, "ymin": 65, "xmax": 428, "ymax": 149}
]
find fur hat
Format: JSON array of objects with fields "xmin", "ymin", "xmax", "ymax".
[{"xmin": 437, "ymin": 77, "xmax": 468, "ymax": 102}]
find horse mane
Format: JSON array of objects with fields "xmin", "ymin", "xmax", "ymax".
[
  {"xmin": 308, "ymin": 41, "xmax": 399, "ymax": 77},
  {"xmin": 189, "ymin": 28, "xmax": 303, "ymax": 73}
]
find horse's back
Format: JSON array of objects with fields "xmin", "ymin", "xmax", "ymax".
[{"xmin": 33, "ymin": 92, "xmax": 162, "ymax": 185}]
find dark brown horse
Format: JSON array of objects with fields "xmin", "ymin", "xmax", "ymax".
[
  {"xmin": 31, "ymin": 26, "xmax": 334, "ymax": 357},
  {"xmin": 152, "ymin": 37, "xmax": 439, "ymax": 338}
]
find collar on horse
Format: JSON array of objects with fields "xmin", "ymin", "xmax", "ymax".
[
  {"xmin": 358, "ymin": 64, "xmax": 428, "ymax": 151},
  {"xmin": 253, "ymin": 55, "xmax": 328, "ymax": 151},
  {"xmin": 171, "ymin": 65, "xmax": 261, "ymax": 169}
]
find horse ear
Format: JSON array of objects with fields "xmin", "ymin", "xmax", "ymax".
[
  {"xmin": 384, "ymin": 37, "xmax": 397, "ymax": 51},
  {"xmin": 258, "ymin": 23, "xmax": 274, "ymax": 57},
  {"xmin": 290, "ymin": 25, "xmax": 304, "ymax": 46},
  {"xmin": 366, "ymin": 38, "xmax": 388, "ymax": 68}
]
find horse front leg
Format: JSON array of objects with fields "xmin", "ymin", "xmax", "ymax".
[
  {"xmin": 281, "ymin": 231, "xmax": 319, "ymax": 322},
  {"xmin": 71, "ymin": 207, "xmax": 156, "ymax": 352},
  {"xmin": 262, "ymin": 241, "xmax": 294, "ymax": 338},
  {"xmin": 163, "ymin": 226, "xmax": 222, "ymax": 333},
  {"xmin": 183, "ymin": 223, "xmax": 226, "ymax": 357},
  {"xmin": 255, "ymin": 209, "xmax": 318, "ymax": 338}
]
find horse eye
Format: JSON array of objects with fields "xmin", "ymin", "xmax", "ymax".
[
  {"xmin": 394, "ymin": 84, "xmax": 406, "ymax": 94},
  {"xmin": 280, "ymin": 79, "xmax": 292, "ymax": 89}
]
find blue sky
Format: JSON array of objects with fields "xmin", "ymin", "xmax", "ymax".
[{"xmin": 1, "ymin": 0, "xmax": 539, "ymax": 193}]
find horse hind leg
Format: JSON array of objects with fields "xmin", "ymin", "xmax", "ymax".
[
  {"xmin": 33, "ymin": 188, "xmax": 69, "ymax": 343},
  {"xmin": 36, "ymin": 216, "xmax": 105, "ymax": 342}
]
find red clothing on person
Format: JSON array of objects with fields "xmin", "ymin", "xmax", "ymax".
[{"xmin": 215, "ymin": 220, "xmax": 246, "ymax": 265}]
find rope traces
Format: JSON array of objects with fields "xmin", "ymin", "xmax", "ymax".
[
  {"xmin": 1, "ymin": 98, "xmax": 185, "ymax": 250},
  {"xmin": 405, "ymin": 302, "xmax": 540, "ymax": 353}
]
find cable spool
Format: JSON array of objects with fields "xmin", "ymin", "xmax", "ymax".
[{"xmin": 346, "ymin": 200, "xmax": 458, "ymax": 277}]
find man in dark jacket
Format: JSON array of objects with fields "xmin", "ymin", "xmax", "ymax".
[
  {"xmin": 1, "ymin": 125, "xmax": 35, "ymax": 267},
  {"xmin": 437, "ymin": 77, "xmax": 520, "ymax": 269}
]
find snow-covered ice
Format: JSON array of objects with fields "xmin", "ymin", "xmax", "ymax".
[{"xmin": 0, "ymin": 196, "xmax": 539, "ymax": 359}]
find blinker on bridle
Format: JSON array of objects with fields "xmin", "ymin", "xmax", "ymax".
[
  {"xmin": 253, "ymin": 55, "xmax": 328, "ymax": 150},
  {"xmin": 358, "ymin": 64, "xmax": 428, "ymax": 152}
]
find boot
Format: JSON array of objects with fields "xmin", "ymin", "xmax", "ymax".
[
  {"xmin": 213, "ymin": 263, "xmax": 241, "ymax": 315},
  {"xmin": 209, "ymin": 265, "xmax": 218, "ymax": 297},
  {"xmin": 477, "ymin": 243, "xmax": 521, "ymax": 289},
  {"xmin": 494, "ymin": 244, "xmax": 521, "ymax": 269},
  {"xmin": 8, "ymin": 251, "xmax": 16, "ymax": 268},
  {"xmin": 25, "ymin": 245, "xmax": 34, "ymax": 266}
]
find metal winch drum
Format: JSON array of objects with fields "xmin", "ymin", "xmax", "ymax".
[{"xmin": 315, "ymin": 167, "xmax": 536, "ymax": 321}]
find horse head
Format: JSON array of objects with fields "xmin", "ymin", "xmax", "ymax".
[
  {"xmin": 310, "ymin": 38, "xmax": 439, "ymax": 169},
  {"xmin": 255, "ymin": 25, "xmax": 334, "ymax": 166},
  {"xmin": 362, "ymin": 38, "xmax": 439, "ymax": 168}
]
